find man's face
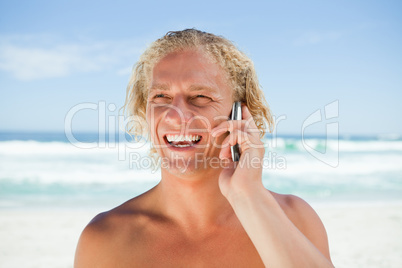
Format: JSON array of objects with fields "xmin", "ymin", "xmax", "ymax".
[{"xmin": 146, "ymin": 49, "xmax": 233, "ymax": 175}]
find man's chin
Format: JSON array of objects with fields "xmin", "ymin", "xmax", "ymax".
[
  {"xmin": 160, "ymin": 156, "xmax": 198, "ymax": 174},
  {"xmin": 165, "ymin": 166, "xmax": 197, "ymax": 177},
  {"xmin": 159, "ymin": 152, "xmax": 225, "ymax": 177}
]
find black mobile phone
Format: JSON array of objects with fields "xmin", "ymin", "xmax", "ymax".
[{"xmin": 230, "ymin": 102, "xmax": 242, "ymax": 162}]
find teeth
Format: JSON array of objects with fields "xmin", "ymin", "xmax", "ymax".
[
  {"xmin": 176, "ymin": 144, "xmax": 191, "ymax": 147},
  {"xmin": 166, "ymin": 134, "xmax": 201, "ymax": 142}
]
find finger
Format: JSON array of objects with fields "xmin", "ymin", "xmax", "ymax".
[
  {"xmin": 212, "ymin": 120, "xmax": 259, "ymax": 140},
  {"xmin": 223, "ymin": 130, "xmax": 266, "ymax": 158},
  {"xmin": 242, "ymin": 105, "xmax": 259, "ymax": 130},
  {"xmin": 241, "ymin": 104, "xmax": 252, "ymax": 120},
  {"xmin": 212, "ymin": 106, "xmax": 257, "ymax": 135},
  {"xmin": 219, "ymin": 130, "xmax": 251, "ymax": 159},
  {"xmin": 211, "ymin": 125, "xmax": 229, "ymax": 138},
  {"xmin": 218, "ymin": 123, "xmax": 263, "ymax": 149},
  {"xmin": 211, "ymin": 120, "xmax": 244, "ymax": 137},
  {"xmin": 218, "ymin": 132, "xmax": 234, "ymax": 159}
]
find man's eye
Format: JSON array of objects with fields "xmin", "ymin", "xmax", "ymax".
[
  {"xmin": 150, "ymin": 93, "xmax": 171, "ymax": 104},
  {"xmin": 194, "ymin": 95, "xmax": 211, "ymax": 99},
  {"xmin": 192, "ymin": 95, "xmax": 212, "ymax": 105}
]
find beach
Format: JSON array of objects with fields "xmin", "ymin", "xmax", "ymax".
[
  {"xmin": 1, "ymin": 134, "xmax": 402, "ymax": 267},
  {"xmin": 0, "ymin": 209, "xmax": 95, "ymax": 268},
  {"xmin": 315, "ymin": 202, "xmax": 402, "ymax": 267},
  {"xmin": 1, "ymin": 201, "xmax": 401, "ymax": 268}
]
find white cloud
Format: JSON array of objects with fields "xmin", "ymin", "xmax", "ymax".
[
  {"xmin": 0, "ymin": 35, "xmax": 142, "ymax": 80},
  {"xmin": 294, "ymin": 31, "xmax": 343, "ymax": 46}
]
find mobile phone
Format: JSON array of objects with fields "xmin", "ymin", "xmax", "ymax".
[{"xmin": 230, "ymin": 102, "xmax": 242, "ymax": 162}]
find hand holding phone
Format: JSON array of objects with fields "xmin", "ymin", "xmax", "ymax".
[{"xmin": 230, "ymin": 102, "xmax": 242, "ymax": 162}]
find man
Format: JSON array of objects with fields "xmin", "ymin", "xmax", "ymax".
[{"xmin": 75, "ymin": 29, "xmax": 334, "ymax": 267}]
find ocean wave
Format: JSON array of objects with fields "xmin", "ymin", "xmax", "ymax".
[
  {"xmin": 2, "ymin": 138, "xmax": 402, "ymax": 155},
  {"xmin": 0, "ymin": 140, "xmax": 150, "ymax": 155},
  {"xmin": 264, "ymin": 138, "xmax": 402, "ymax": 152},
  {"xmin": 0, "ymin": 140, "xmax": 401, "ymax": 195}
]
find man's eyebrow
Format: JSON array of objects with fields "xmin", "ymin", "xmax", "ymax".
[
  {"xmin": 149, "ymin": 84, "xmax": 170, "ymax": 92},
  {"xmin": 149, "ymin": 84, "xmax": 219, "ymax": 94},
  {"xmin": 188, "ymin": 85, "xmax": 219, "ymax": 94}
]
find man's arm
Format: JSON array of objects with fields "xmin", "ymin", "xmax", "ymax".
[
  {"xmin": 228, "ymin": 187, "xmax": 333, "ymax": 267},
  {"xmin": 74, "ymin": 213, "xmax": 112, "ymax": 268},
  {"xmin": 280, "ymin": 193, "xmax": 332, "ymax": 262},
  {"xmin": 74, "ymin": 224, "xmax": 96, "ymax": 268},
  {"xmin": 212, "ymin": 105, "xmax": 334, "ymax": 267}
]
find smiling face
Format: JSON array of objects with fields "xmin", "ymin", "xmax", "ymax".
[{"xmin": 146, "ymin": 49, "xmax": 233, "ymax": 176}]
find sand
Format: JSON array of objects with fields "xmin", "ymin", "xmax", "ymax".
[
  {"xmin": 0, "ymin": 203, "xmax": 401, "ymax": 268},
  {"xmin": 0, "ymin": 208, "xmax": 97, "ymax": 268},
  {"xmin": 314, "ymin": 202, "xmax": 402, "ymax": 268}
]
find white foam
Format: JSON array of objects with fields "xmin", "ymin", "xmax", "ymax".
[
  {"xmin": 1, "ymin": 140, "xmax": 401, "ymax": 188},
  {"xmin": 264, "ymin": 137, "xmax": 402, "ymax": 152},
  {"xmin": 0, "ymin": 140, "xmax": 158, "ymax": 184}
]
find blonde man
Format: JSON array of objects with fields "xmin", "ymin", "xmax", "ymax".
[{"xmin": 75, "ymin": 29, "xmax": 333, "ymax": 267}]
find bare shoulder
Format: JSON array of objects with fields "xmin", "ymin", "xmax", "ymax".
[
  {"xmin": 269, "ymin": 191, "xmax": 332, "ymax": 261},
  {"xmin": 74, "ymin": 190, "xmax": 156, "ymax": 268},
  {"xmin": 269, "ymin": 191, "xmax": 321, "ymax": 228}
]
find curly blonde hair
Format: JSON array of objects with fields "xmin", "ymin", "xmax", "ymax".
[{"xmin": 123, "ymin": 29, "xmax": 274, "ymax": 159}]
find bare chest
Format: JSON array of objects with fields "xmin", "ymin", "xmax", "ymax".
[{"xmin": 115, "ymin": 225, "xmax": 264, "ymax": 268}]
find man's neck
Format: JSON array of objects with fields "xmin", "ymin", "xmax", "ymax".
[{"xmin": 153, "ymin": 167, "xmax": 235, "ymax": 233}]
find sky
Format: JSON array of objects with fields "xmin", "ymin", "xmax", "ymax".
[{"xmin": 0, "ymin": 0, "xmax": 401, "ymax": 137}]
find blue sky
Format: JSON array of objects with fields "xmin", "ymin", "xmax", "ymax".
[{"xmin": 0, "ymin": 0, "xmax": 401, "ymax": 136}]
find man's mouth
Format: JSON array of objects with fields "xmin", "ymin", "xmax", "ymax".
[{"xmin": 164, "ymin": 134, "xmax": 202, "ymax": 148}]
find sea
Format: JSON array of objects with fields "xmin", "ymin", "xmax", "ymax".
[{"xmin": 1, "ymin": 131, "xmax": 402, "ymax": 211}]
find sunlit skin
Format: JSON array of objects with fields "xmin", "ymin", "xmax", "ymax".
[
  {"xmin": 146, "ymin": 49, "xmax": 233, "ymax": 178},
  {"xmin": 74, "ymin": 49, "xmax": 334, "ymax": 268}
]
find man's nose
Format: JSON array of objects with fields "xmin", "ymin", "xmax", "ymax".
[{"xmin": 165, "ymin": 96, "xmax": 193, "ymax": 125}]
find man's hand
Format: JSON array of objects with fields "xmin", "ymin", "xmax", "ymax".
[
  {"xmin": 211, "ymin": 105, "xmax": 265, "ymax": 199},
  {"xmin": 211, "ymin": 105, "xmax": 334, "ymax": 268}
]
